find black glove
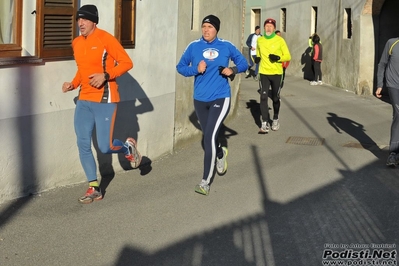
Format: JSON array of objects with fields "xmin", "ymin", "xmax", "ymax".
[
  {"xmin": 269, "ymin": 54, "xmax": 280, "ymax": 62},
  {"xmin": 218, "ymin": 66, "xmax": 236, "ymax": 81},
  {"xmin": 254, "ymin": 57, "xmax": 261, "ymax": 64}
]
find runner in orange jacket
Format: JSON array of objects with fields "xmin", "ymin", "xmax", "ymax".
[{"xmin": 62, "ymin": 4, "xmax": 141, "ymax": 204}]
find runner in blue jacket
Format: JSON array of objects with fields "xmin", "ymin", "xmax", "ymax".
[{"xmin": 176, "ymin": 14, "xmax": 247, "ymax": 195}]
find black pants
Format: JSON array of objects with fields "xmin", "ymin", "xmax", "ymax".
[
  {"xmin": 259, "ymin": 74, "xmax": 282, "ymax": 122},
  {"xmin": 281, "ymin": 67, "xmax": 287, "ymax": 88},
  {"xmin": 313, "ymin": 61, "xmax": 322, "ymax": 81},
  {"xmin": 388, "ymin": 88, "xmax": 399, "ymax": 153},
  {"xmin": 194, "ymin": 98, "xmax": 230, "ymax": 183}
]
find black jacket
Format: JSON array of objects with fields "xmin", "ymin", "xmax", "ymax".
[{"xmin": 246, "ymin": 33, "xmax": 255, "ymax": 48}]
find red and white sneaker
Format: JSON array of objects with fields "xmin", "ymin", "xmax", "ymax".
[
  {"xmin": 125, "ymin": 137, "xmax": 142, "ymax": 168},
  {"xmin": 78, "ymin": 186, "xmax": 103, "ymax": 204}
]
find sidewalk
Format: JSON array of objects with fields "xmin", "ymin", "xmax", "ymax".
[{"xmin": 0, "ymin": 75, "xmax": 398, "ymax": 266}]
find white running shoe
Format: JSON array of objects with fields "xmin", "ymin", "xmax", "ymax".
[
  {"xmin": 125, "ymin": 137, "xmax": 142, "ymax": 168},
  {"xmin": 195, "ymin": 180, "xmax": 210, "ymax": 195},
  {"xmin": 259, "ymin": 121, "xmax": 269, "ymax": 133},
  {"xmin": 271, "ymin": 119, "xmax": 280, "ymax": 131},
  {"xmin": 216, "ymin": 147, "xmax": 228, "ymax": 175}
]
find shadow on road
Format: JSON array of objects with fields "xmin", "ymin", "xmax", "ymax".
[
  {"xmin": 327, "ymin": 112, "xmax": 386, "ymax": 159},
  {"xmin": 109, "ymin": 95, "xmax": 398, "ymax": 265},
  {"xmin": 111, "ymin": 144, "xmax": 399, "ymax": 265}
]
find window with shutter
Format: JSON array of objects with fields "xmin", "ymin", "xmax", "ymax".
[
  {"xmin": 115, "ymin": 0, "xmax": 136, "ymax": 48},
  {"xmin": 36, "ymin": 0, "xmax": 78, "ymax": 59}
]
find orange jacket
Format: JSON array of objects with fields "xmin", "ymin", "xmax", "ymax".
[{"xmin": 71, "ymin": 28, "xmax": 133, "ymax": 103}]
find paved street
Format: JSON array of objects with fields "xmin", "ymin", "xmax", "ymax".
[{"xmin": 0, "ymin": 75, "xmax": 398, "ymax": 266}]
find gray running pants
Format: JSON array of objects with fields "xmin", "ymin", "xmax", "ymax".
[{"xmin": 388, "ymin": 87, "xmax": 399, "ymax": 153}]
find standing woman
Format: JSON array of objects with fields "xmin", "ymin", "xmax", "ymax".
[
  {"xmin": 176, "ymin": 15, "xmax": 248, "ymax": 195},
  {"xmin": 310, "ymin": 34, "xmax": 323, "ymax": 85}
]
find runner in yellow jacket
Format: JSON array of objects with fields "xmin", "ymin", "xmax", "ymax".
[{"xmin": 256, "ymin": 18, "xmax": 291, "ymax": 133}]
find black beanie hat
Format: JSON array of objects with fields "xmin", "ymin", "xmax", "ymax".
[
  {"xmin": 76, "ymin": 4, "xmax": 99, "ymax": 24},
  {"xmin": 202, "ymin": 15, "xmax": 220, "ymax": 32}
]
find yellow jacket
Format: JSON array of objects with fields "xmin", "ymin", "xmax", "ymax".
[{"xmin": 256, "ymin": 34, "xmax": 291, "ymax": 75}]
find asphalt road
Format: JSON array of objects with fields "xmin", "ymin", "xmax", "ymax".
[{"xmin": 0, "ymin": 75, "xmax": 398, "ymax": 266}]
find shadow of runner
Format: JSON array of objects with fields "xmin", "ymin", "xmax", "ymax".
[
  {"xmin": 301, "ymin": 47, "xmax": 314, "ymax": 81},
  {"xmin": 245, "ymin": 99, "xmax": 262, "ymax": 128},
  {"xmin": 326, "ymin": 112, "xmax": 386, "ymax": 160},
  {"xmin": 91, "ymin": 73, "xmax": 154, "ymax": 195}
]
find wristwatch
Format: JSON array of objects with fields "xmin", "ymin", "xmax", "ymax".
[{"xmin": 104, "ymin": 72, "xmax": 110, "ymax": 81}]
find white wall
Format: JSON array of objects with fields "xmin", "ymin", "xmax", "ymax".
[{"xmin": 0, "ymin": 0, "xmax": 179, "ymax": 203}]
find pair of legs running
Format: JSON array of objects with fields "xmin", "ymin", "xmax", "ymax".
[
  {"xmin": 259, "ymin": 74, "xmax": 282, "ymax": 133},
  {"xmin": 193, "ymin": 98, "xmax": 230, "ymax": 195},
  {"xmin": 75, "ymin": 100, "xmax": 142, "ymax": 203}
]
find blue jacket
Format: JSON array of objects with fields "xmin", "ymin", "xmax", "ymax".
[{"xmin": 176, "ymin": 37, "xmax": 248, "ymax": 102}]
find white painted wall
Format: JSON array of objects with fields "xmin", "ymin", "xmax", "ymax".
[
  {"xmin": 0, "ymin": 0, "xmax": 179, "ymax": 203},
  {"xmin": 0, "ymin": 0, "xmax": 246, "ymax": 204}
]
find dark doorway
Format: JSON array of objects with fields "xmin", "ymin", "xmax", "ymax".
[{"xmin": 377, "ymin": 0, "xmax": 399, "ymax": 58}]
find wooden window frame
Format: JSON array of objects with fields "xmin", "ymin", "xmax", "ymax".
[
  {"xmin": 115, "ymin": 0, "xmax": 136, "ymax": 48},
  {"xmin": 36, "ymin": 0, "xmax": 78, "ymax": 59},
  {"xmin": 0, "ymin": 0, "xmax": 23, "ymax": 58}
]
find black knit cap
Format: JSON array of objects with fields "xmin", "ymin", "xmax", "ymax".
[
  {"xmin": 76, "ymin": 4, "xmax": 99, "ymax": 24},
  {"xmin": 202, "ymin": 15, "xmax": 220, "ymax": 32}
]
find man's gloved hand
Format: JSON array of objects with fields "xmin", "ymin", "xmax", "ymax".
[
  {"xmin": 269, "ymin": 54, "xmax": 280, "ymax": 62},
  {"xmin": 254, "ymin": 57, "xmax": 261, "ymax": 64}
]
